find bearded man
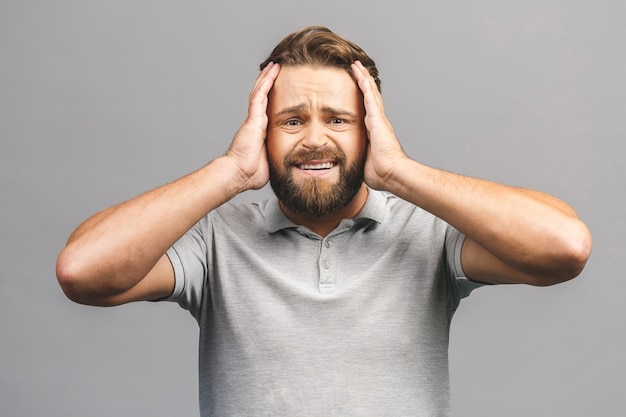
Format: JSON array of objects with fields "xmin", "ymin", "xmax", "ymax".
[{"xmin": 57, "ymin": 26, "xmax": 591, "ymax": 416}]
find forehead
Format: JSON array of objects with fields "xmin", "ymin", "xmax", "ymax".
[{"xmin": 269, "ymin": 65, "xmax": 361, "ymax": 111}]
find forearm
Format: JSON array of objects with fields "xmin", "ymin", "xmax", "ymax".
[
  {"xmin": 57, "ymin": 156, "xmax": 245, "ymax": 296},
  {"xmin": 352, "ymin": 59, "xmax": 590, "ymax": 283},
  {"xmin": 386, "ymin": 157, "xmax": 591, "ymax": 280},
  {"xmin": 58, "ymin": 63, "xmax": 279, "ymax": 303}
]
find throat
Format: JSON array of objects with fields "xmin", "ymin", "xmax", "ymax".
[{"xmin": 277, "ymin": 184, "xmax": 369, "ymax": 237}]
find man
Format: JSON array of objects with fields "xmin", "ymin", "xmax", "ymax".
[{"xmin": 56, "ymin": 26, "xmax": 592, "ymax": 416}]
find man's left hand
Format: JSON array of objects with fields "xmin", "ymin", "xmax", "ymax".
[{"xmin": 352, "ymin": 60, "xmax": 407, "ymax": 192}]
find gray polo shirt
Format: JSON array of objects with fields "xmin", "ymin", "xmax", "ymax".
[{"xmin": 165, "ymin": 189, "xmax": 481, "ymax": 417}]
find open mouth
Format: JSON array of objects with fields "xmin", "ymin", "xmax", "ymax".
[{"xmin": 298, "ymin": 162, "xmax": 336, "ymax": 170}]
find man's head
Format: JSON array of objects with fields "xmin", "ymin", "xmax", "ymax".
[
  {"xmin": 260, "ymin": 26, "xmax": 381, "ymax": 92},
  {"xmin": 262, "ymin": 27, "xmax": 380, "ymax": 218}
]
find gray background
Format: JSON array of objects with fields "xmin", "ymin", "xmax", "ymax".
[{"xmin": 1, "ymin": 0, "xmax": 624, "ymax": 416}]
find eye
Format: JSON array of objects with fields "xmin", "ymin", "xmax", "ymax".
[
  {"xmin": 329, "ymin": 118, "xmax": 344, "ymax": 124},
  {"xmin": 285, "ymin": 119, "xmax": 301, "ymax": 126}
]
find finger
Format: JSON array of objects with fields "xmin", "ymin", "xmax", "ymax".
[
  {"xmin": 352, "ymin": 61, "xmax": 376, "ymax": 94},
  {"xmin": 352, "ymin": 61, "xmax": 384, "ymax": 111},
  {"xmin": 252, "ymin": 61, "xmax": 274, "ymax": 89},
  {"xmin": 352, "ymin": 61, "xmax": 387, "ymax": 129},
  {"xmin": 250, "ymin": 62, "xmax": 280, "ymax": 101},
  {"xmin": 248, "ymin": 63, "xmax": 281, "ymax": 118}
]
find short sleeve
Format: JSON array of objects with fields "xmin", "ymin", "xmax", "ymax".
[
  {"xmin": 162, "ymin": 217, "xmax": 209, "ymax": 321},
  {"xmin": 445, "ymin": 226, "xmax": 485, "ymax": 304}
]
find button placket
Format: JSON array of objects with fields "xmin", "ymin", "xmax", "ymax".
[{"xmin": 318, "ymin": 236, "xmax": 336, "ymax": 294}]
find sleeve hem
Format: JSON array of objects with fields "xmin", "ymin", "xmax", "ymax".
[
  {"xmin": 451, "ymin": 230, "xmax": 487, "ymax": 299},
  {"xmin": 163, "ymin": 246, "xmax": 185, "ymax": 301}
]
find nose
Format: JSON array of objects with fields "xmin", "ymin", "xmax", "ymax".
[{"xmin": 301, "ymin": 122, "xmax": 328, "ymax": 150}]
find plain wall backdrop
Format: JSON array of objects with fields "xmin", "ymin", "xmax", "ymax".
[{"xmin": 1, "ymin": 1, "xmax": 624, "ymax": 416}]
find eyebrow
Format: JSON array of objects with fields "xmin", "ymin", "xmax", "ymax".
[{"xmin": 274, "ymin": 103, "xmax": 359, "ymax": 119}]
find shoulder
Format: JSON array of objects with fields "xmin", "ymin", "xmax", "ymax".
[
  {"xmin": 375, "ymin": 190, "xmax": 445, "ymax": 227},
  {"xmin": 211, "ymin": 199, "xmax": 266, "ymax": 225},
  {"xmin": 208, "ymin": 196, "xmax": 284, "ymax": 237}
]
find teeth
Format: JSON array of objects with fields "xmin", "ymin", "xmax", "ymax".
[{"xmin": 299, "ymin": 162, "xmax": 335, "ymax": 170}]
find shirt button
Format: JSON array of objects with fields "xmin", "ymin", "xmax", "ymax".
[{"xmin": 322, "ymin": 260, "xmax": 330, "ymax": 269}]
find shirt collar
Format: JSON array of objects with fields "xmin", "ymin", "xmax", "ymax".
[{"xmin": 262, "ymin": 188, "xmax": 387, "ymax": 234}]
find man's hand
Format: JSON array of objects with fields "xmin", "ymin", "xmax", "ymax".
[
  {"xmin": 56, "ymin": 64, "xmax": 282, "ymax": 306},
  {"xmin": 351, "ymin": 61, "xmax": 590, "ymax": 286},
  {"xmin": 226, "ymin": 62, "xmax": 281, "ymax": 191},
  {"xmin": 351, "ymin": 60, "xmax": 406, "ymax": 192}
]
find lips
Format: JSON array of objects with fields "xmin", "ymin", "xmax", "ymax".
[
  {"xmin": 298, "ymin": 162, "xmax": 336, "ymax": 170},
  {"xmin": 285, "ymin": 148, "xmax": 345, "ymax": 173}
]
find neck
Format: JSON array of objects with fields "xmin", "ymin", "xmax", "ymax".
[{"xmin": 279, "ymin": 184, "xmax": 369, "ymax": 237}]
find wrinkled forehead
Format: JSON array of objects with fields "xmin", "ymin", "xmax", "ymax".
[{"xmin": 269, "ymin": 65, "xmax": 362, "ymax": 113}]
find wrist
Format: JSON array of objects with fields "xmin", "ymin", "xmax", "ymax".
[
  {"xmin": 390, "ymin": 158, "xmax": 441, "ymax": 207},
  {"xmin": 215, "ymin": 153, "xmax": 267, "ymax": 196},
  {"xmin": 368, "ymin": 154, "xmax": 413, "ymax": 195}
]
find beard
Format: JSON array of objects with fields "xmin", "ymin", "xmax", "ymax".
[{"xmin": 268, "ymin": 147, "xmax": 366, "ymax": 217}]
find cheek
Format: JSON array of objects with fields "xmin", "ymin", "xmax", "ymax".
[
  {"xmin": 266, "ymin": 133, "xmax": 289, "ymax": 164},
  {"xmin": 341, "ymin": 131, "xmax": 368, "ymax": 157}
]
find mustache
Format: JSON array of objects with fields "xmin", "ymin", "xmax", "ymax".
[{"xmin": 284, "ymin": 148, "xmax": 346, "ymax": 165}]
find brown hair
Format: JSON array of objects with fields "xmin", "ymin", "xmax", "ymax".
[{"xmin": 260, "ymin": 26, "xmax": 381, "ymax": 91}]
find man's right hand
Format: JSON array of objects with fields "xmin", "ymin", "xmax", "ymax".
[
  {"xmin": 226, "ymin": 62, "xmax": 281, "ymax": 192},
  {"xmin": 56, "ymin": 63, "xmax": 281, "ymax": 306}
]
